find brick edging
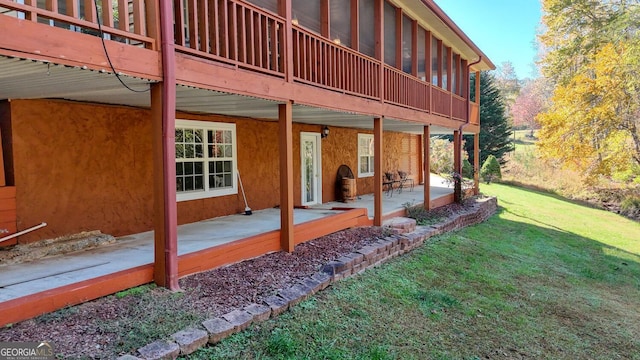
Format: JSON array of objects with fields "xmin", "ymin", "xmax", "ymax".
[{"xmin": 123, "ymin": 197, "xmax": 498, "ymax": 360}]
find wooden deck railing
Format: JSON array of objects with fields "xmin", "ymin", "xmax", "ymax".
[
  {"xmin": 0, "ymin": 0, "xmax": 154, "ymax": 48},
  {"xmin": 383, "ymin": 65, "xmax": 429, "ymax": 111},
  {"xmin": 451, "ymin": 95, "xmax": 466, "ymax": 121},
  {"xmin": 0, "ymin": 0, "xmax": 475, "ymax": 123},
  {"xmin": 431, "ymin": 86, "xmax": 450, "ymax": 117},
  {"xmin": 172, "ymin": 0, "xmax": 285, "ymax": 77},
  {"xmin": 469, "ymin": 102, "xmax": 480, "ymax": 125},
  {"xmin": 293, "ymin": 26, "xmax": 380, "ymax": 99}
]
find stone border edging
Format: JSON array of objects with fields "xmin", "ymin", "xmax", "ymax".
[{"xmin": 120, "ymin": 197, "xmax": 497, "ymax": 360}]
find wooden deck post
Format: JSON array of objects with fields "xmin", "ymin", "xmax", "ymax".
[
  {"xmin": 374, "ymin": 117, "xmax": 383, "ymax": 226},
  {"xmin": 474, "ymin": 133, "xmax": 480, "ymax": 195},
  {"xmin": 453, "ymin": 129, "xmax": 461, "ymax": 175},
  {"xmin": 279, "ymin": 101, "xmax": 294, "ymax": 252},
  {"xmin": 152, "ymin": 0, "xmax": 179, "ymax": 291},
  {"xmin": 423, "ymin": 125, "xmax": 431, "ymax": 210}
]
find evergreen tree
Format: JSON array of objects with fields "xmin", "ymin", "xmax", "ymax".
[
  {"xmin": 480, "ymin": 155, "xmax": 502, "ymax": 184},
  {"xmin": 463, "ymin": 72, "xmax": 514, "ymax": 165}
]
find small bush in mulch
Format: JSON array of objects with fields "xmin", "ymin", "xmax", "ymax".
[{"xmin": 404, "ymin": 197, "xmax": 481, "ymax": 226}]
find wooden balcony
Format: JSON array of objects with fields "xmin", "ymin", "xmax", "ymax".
[
  {"xmin": 0, "ymin": 0, "xmax": 479, "ymax": 125},
  {"xmin": 0, "ymin": 0, "xmax": 154, "ymax": 48}
]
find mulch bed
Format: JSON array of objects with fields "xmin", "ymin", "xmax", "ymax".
[
  {"xmin": 0, "ymin": 226, "xmax": 389, "ymax": 359},
  {"xmin": 0, "ymin": 198, "xmax": 488, "ymax": 359}
]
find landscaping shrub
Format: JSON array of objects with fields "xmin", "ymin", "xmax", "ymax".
[
  {"xmin": 462, "ymin": 159, "xmax": 473, "ymax": 179},
  {"xmin": 480, "ymin": 155, "xmax": 501, "ymax": 184}
]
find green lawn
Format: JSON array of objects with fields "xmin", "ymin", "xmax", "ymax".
[{"xmin": 184, "ymin": 184, "xmax": 640, "ymax": 360}]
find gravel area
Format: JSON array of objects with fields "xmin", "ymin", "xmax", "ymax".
[{"xmin": 0, "ymin": 226, "xmax": 389, "ymax": 359}]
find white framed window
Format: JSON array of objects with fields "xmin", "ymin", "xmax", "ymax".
[
  {"xmin": 358, "ymin": 134, "xmax": 374, "ymax": 177},
  {"xmin": 175, "ymin": 120, "xmax": 237, "ymax": 201}
]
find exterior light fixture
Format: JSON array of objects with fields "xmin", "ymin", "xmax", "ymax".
[{"xmin": 321, "ymin": 125, "xmax": 330, "ymax": 138}]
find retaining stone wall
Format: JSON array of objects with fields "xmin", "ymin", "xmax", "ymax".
[{"xmin": 122, "ymin": 196, "xmax": 498, "ymax": 360}]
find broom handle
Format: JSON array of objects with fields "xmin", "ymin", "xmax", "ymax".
[{"xmin": 237, "ymin": 171, "xmax": 249, "ymax": 208}]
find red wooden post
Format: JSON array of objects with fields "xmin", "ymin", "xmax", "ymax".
[
  {"xmin": 66, "ymin": 0, "xmax": 78, "ymax": 18},
  {"xmin": 198, "ymin": 0, "xmax": 210, "ymax": 53},
  {"xmin": 152, "ymin": 0, "xmax": 179, "ymax": 291},
  {"xmin": 374, "ymin": 117, "xmax": 384, "ymax": 226},
  {"xmin": 117, "ymin": 0, "xmax": 129, "ymax": 31},
  {"xmin": 133, "ymin": 0, "xmax": 144, "ymax": 36},
  {"xmin": 375, "ymin": 0, "xmax": 384, "ymax": 103},
  {"xmin": 423, "ymin": 125, "xmax": 431, "ymax": 210},
  {"xmin": 280, "ymin": 0, "xmax": 294, "ymax": 81},
  {"xmin": 474, "ymin": 133, "xmax": 480, "ymax": 195},
  {"xmin": 279, "ymin": 101, "xmax": 294, "ymax": 252},
  {"xmin": 453, "ymin": 130, "xmax": 461, "ymax": 175}
]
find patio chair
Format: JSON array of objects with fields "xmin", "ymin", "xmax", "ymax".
[
  {"xmin": 397, "ymin": 170, "xmax": 414, "ymax": 192},
  {"xmin": 383, "ymin": 171, "xmax": 399, "ymax": 196}
]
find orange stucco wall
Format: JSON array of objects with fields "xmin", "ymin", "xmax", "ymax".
[{"xmin": 3, "ymin": 99, "xmax": 421, "ymax": 243}]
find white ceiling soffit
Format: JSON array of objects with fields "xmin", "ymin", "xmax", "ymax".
[
  {"xmin": 291, "ymin": 103, "xmax": 456, "ymax": 135},
  {"xmin": 0, "ymin": 56, "xmax": 464, "ymax": 134},
  {"xmin": 0, "ymin": 56, "xmax": 153, "ymax": 107},
  {"xmin": 176, "ymin": 85, "xmax": 280, "ymax": 119}
]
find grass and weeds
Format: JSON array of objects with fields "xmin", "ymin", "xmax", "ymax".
[
  {"xmin": 403, "ymin": 202, "xmax": 446, "ymax": 226},
  {"xmin": 109, "ymin": 286, "xmax": 202, "ymax": 354},
  {"xmin": 502, "ymin": 130, "xmax": 640, "ymax": 220},
  {"xmin": 185, "ymin": 183, "xmax": 640, "ymax": 359}
]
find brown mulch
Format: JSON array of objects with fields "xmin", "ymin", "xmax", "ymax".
[{"xmin": 0, "ymin": 226, "xmax": 389, "ymax": 359}]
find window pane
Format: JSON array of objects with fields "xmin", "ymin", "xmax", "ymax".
[
  {"xmin": 442, "ymin": 45, "xmax": 448, "ymax": 90},
  {"xmin": 359, "ymin": 0, "xmax": 375, "ymax": 57},
  {"xmin": 245, "ymin": 0, "xmax": 278, "ymax": 13},
  {"xmin": 431, "ymin": 36, "xmax": 439, "ymax": 85},
  {"xmin": 176, "ymin": 144, "xmax": 184, "ymax": 158},
  {"xmin": 195, "ymin": 175, "xmax": 204, "ymax": 190},
  {"xmin": 223, "ymin": 130, "xmax": 232, "ymax": 143},
  {"xmin": 194, "ymin": 129, "xmax": 203, "ymax": 143},
  {"xmin": 360, "ymin": 156, "xmax": 368, "ymax": 173},
  {"xmin": 402, "ymin": 14, "xmax": 413, "ymax": 74},
  {"xmin": 195, "ymin": 144, "xmax": 203, "ymax": 158},
  {"xmin": 176, "ymin": 163, "xmax": 183, "ymax": 176},
  {"xmin": 194, "ymin": 162, "xmax": 203, "ymax": 175},
  {"xmin": 175, "ymin": 128, "xmax": 184, "ymax": 142},
  {"xmin": 177, "ymin": 177, "xmax": 184, "ymax": 192},
  {"xmin": 224, "ymin": 174, "xmax": 232, "ymax": 187},
  {"xmin": 185, "ymin": 162, "xmax": 193, "ymax": 175},
  {"xmin": 417, "ymin": 27, "xmax": 426, "ymax": 81},
  {"xmin": 293, "ymin": 0, "xmax": 321, "ymax": 34},
  {"xmin": 223, "ymin": 161, "xmax": 231, "ymax": 172},
  {"xmin": 384, "ymin": 2, "xmax": 396, "ymax": 67},
  {"xmin": 185, "ymin": 176, "xmax": 194, "ymax": 191},
  {"xmin": 184, "ymin": 129, "xmax": 194, "ymax": 142},
  {"xmin": 330, "ymin": 0, "xmax": 351, "ymax": 47},
  {"xmin": 452, "ymin": 54, "xmax": 458, "ymax": 95},
  {"xmin": 185, "ymin": 144, "xmax": 195, "ymax": 158},
  {"xmin": 224, "ymin": 145, "xmax": 233, "ymax": 158}
]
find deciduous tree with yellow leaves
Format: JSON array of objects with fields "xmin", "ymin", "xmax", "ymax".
[{"xmin": 537, "ymin": 0, "xmax": 640, "ymax": 181}]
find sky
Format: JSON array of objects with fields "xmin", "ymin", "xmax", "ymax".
[{"xmin": 435, "ymin": 0, "xmax": 543, "ymax": 79}]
